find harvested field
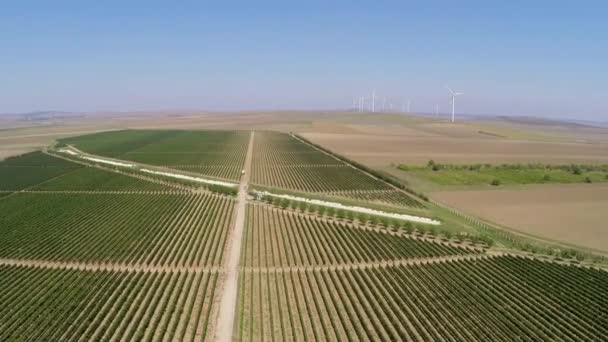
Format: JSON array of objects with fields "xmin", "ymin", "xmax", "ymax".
[
  {"xmin": 238, "ymin": 255, "xmax": 608, "ymax": 341},
  {"xmin": 242, "ymin": 204, "xmax": 474, "ymax": 267},
  {"xmin": 0, "ymin": 192, "xmax": 234, "ymax": 265},
  {"xmin": 432, "ymin": 184, "xmax": 608, "ymax": 251},
  {"xmin": 0, "ymin": 265, "xmax": 219, "ymax": 341},
  {"xmin": 301, "ymin": 132, "xmax": 608, "ymax": 166}
]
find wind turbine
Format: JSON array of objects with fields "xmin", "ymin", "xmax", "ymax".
[
  {"xmin": 371, "ymin": 89, "xmax": 376, "ymax": 113},
  {"xmin": 446, "ymin": 86, "xmax": 463, "ymax": 123}
]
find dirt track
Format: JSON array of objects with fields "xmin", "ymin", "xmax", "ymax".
[{"xmin": 215, "ymin": 131, "xmax": 254, "ymax": 341}]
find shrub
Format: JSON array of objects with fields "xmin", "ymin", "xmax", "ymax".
[
  {"xmin": 572, "ymin": 165, "xmax": 582, "ymax": 175},
  {"xmin": 584, "ymin": 176, "xmax": 592, "ymax": 183},
  {"xmin": 369, "ymin": 215, "xmax": 379, "ymax": 225},
  {"xmin": 317, "ymin": 206, "xmax": 326, "ymax": 216},
  {"xmin": 289, "ymin": 200, "xmax": 298, "ymax": 210},
  {"xmin": 490, "ymin": 179, "xmax": 501, "ymax": 186},
  {"xmin": 326, "ymin": 207, "xmax": 336, "ymax": 217},
  {"xmin": 336, "ymin": 209, "xmax": 346, "ymax": 219},
  {"xmin": 346, "ymin": 210, "xmax": 355, "ymax": 221},
  {"xmin": 298, "ymin": 201, "xmax": 308, "ymax": 212},
  {"xmin": 280, "ymin": 198, "xmax": 290, "ymax": 209},
  {"xmin": 542, "ymin": 174, "xmax": 551, "ymax": 182}
]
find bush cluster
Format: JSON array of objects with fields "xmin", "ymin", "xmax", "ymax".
[{"xmin": 417, "ymin": 160, "xmax": 608, "ymax": 174}]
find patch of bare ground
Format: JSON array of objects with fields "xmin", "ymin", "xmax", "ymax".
[
  {"xmin": 301, "ymin": 132, "xmax": 608, "ymax": 166},
  {"xmin": 432, "ymin": 184, "xmax": 608, "ymax": 252}
]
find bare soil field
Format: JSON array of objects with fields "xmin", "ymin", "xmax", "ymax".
[
  {"xmin": 432, "ymin": 184, "xmax": 608, "ymax": 252},
  {"xmin": 301, "ymin": 132, "xmax": 608, "ymax": 166}
]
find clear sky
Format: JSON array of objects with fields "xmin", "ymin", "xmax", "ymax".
[{"xmin": 1, "ymin": 1, "xmax": 607, "ymax": 120}]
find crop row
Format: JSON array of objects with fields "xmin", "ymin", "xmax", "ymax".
[
  {"xmin": 0, "ymin": 151, "xmax": 81, "ymax": 191},
  {"xmin": 251, "ymin": 132, "xmax": 423, "ymax": 207},
  {"xmin": 238, "ymin": 255, "xmax": 608, "ymax": 341},
  {"xmin": 33, "ymin": 166, "xmax": 175, "ymax": 192},
  {"xmin": 61, "ymin": 130, "xmax": 250, "ymax": 181},
  {"xmin": 59, "ymin": 130, "xmax": 180, "ymax": 157},
  {"xmin": 252, "ymin": 164, "xmax": 390, "ymax": 193},
  {"xmin": 241, "ymin": 204, "xmax": 475, "ymax": 267},
  {"xmin": 0, "ymin": 192, "xmax": 234, "ymax": 266},
  {"xmin": 326, "ymin": 189, "xmax": 425, "ymax": 208},
  {"xmin": 0, "ymin": 265, "xmax": 219, "ymax": 341}
]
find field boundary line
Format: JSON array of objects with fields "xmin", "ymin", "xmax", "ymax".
[
  {"xmin": 0, "ymin": 258, "xmax": 224, "ymax": 273},
  {"xmin": 241, "ymin": 253, "xmax": 493, "ymax": 273}
]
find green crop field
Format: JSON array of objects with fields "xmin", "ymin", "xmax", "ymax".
[
  {"xmin": 0, "ymin": 192, "xmax": 233, "ymax": 265},
  {"xmin": 239, "ymin": 255, "xmax": 608, "ymax": 341},
  {"xmin": 2, "ymin": 129, "xmax": 607, "ymax": 340},
  {"xmin": 0, "ymin": 151, "xmax": 81, "ymax": 191},
  {"xmin": 400, "ymin": 162, "xmax": 608, "ymax": 186},
  {"xmin": 0, "ymin": 265, "xmax": 219, "ymax": 341},
  {"xmin": 33, "ymin": 166, "xmax": 176, "ymax": 192},
  {"xmin": 242, "ymin": 204, "xmax": 475, "ymax": 267},
  {"xmin": 252, "ymin": 132, "xmax": 423, "ymax": 208},
  {"xmin": 60, "ymin": 130, "xmax": 249, "ymax": 181}
]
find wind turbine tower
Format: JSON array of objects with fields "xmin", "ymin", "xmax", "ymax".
[
  {"xmin": 446, "ymin": 86, "xmax": 464, "ymax": 123},
  {"xmin": 371, "ymin": 89, "xmax": 376, "ymax": 113}
]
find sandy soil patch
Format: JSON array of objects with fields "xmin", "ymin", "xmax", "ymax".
[
  {"xmin": 432, "ymin": 184, "xmax": 608, "ymax": 251},
  {"xmin": 301, "ymin": 132, "xmax": 608, "ymax": 166}
]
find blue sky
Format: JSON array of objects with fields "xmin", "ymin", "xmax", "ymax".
[{"xmin": 1, "ymin": 1, "xmax": 607, "ymax": 120}]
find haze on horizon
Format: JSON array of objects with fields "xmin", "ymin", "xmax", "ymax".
[{"xmin": 1, "ymin": 1, "xmax": 606, "ymax": 121}]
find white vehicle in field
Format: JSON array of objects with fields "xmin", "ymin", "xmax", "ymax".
[{"xmin": 241, "ymin": 169, "xmax": 246, "ymax": 175}]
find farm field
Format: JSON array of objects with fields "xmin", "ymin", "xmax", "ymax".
[
  {"xmin": 0, "ymin": 192, "xmax": 234, "ymax": 265},
  {"xmin": 242, "ymin": 204, "xmax": 476, "ymax": 268},
  {"xmin": 1, "ymin": 124, "xmax": 607, "ymax": 340},
  {"xmin": 0, "ymin": 265, "xmax": 219, "ymax": 341},
  {"xmin": 238, "ymin": 255, "xmax": 608, "ymax": 341},
  {"xmin": 60, "ymin": 130, "xmax": 250, "ymax": 181},
  {"xmin": 33, "ymin": 166, "xmax": 178, "ymax": 191},
  {"xmin": 0, "ymin": 151, "xmax": 81, "ymax": 190},
  {"xmin": 300, "ymin": 131, "xmax": 608, "ymax": 166},
  {"xmin": 432, "ymin": 184, "xmax": 608, "ymax": 252},
  {"xmin": 400, "ymin": 163, "xmax": 608, "ymax": 186},
  {"xmin": 251, "ymin": 131, "xmax": 422, "ymax": 208}
]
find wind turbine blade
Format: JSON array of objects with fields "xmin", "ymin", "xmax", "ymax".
[{"xmin": 445, "ymin": 85, "xmax": 455, "ymax": 95}]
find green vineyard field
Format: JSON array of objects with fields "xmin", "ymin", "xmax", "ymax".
[
  {"xmin": 0, "ymin": 192, "xmax": 234, "ymax": 266},
  {"xmin": 251, "ymin": 132, "xmax": 422, "ymax": 208},
  {"xmin": 0, "ymin": 265, "xmax": 219, "ymax": 341},
  {"xmin": 33, "ymin": 166, "xmax": 176, "ymax": 192},
  {"xmin": 0, "ymin": 151, "xmax": 81, "ymax": 191},
  {"xmin": 242, "ymin": 204, "xmax": 475, "ymax": 267},
  {"xmin": 239, "ymin": 255, "xmax": 608, "ymax": 341},
  {"xmin": 60, "ymin": 130, "xmax": 249, "ymax": 181}
]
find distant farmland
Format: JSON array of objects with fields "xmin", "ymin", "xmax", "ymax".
[{"xmin": 0, "ymin": 129, "xmax": 606, "ymax": 340}]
